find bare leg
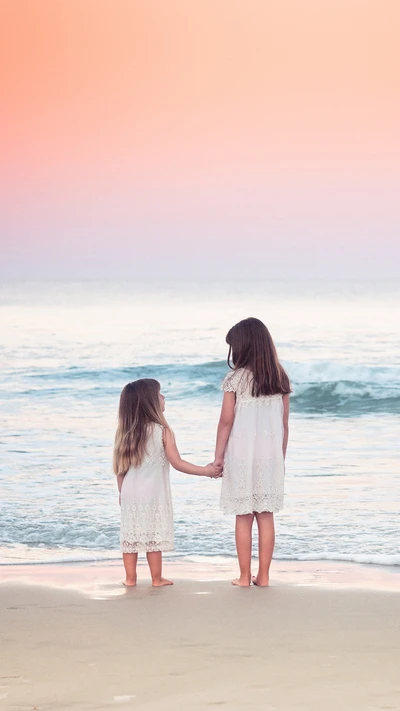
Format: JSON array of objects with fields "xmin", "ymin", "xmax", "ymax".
[
  {"xmin": 252, "ymin": 512, "xmax": 275, "ymax": 587},
  {"xmin": 232, "ymin": 513, "xmax": 254, "ymax": 586},
  {"xmin": 146, "ymin": 551, "xmax": 173, "ymax": 587},
  {"xmin": 122, "ymin": 553, "xmax": 138, "ymax": 586}
]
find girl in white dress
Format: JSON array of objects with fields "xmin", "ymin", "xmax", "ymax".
[
  {"xmin": 114, "ymin": 379, "xmax": 221, "ymax": 587},
  {"xmin": 214, "ymin": 318, "xmax": 290, "ymax": 587}
]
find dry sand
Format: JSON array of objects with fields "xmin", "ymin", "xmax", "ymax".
[{"xmin": 1, "ymin": 561, "xmax": 399, "ymax": 711}]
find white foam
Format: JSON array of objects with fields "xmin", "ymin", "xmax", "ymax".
[
  {"xmin": 0, "ymin": 551, "xmax": 120, "ymax": 566},
  {"xmin": 286, "ymin": 360, "xmax": 399, "ymax": 387},
  {"xmin": 277, "ymin": 552, "xmax": 400, "ymax": 567},
  {"xmin": 183, "ymin": 553, "xmax": 400, "ymax": 568}
]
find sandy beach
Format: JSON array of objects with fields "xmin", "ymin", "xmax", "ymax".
[{"xmin": 1, "ymin": 561, "xmax": 399, "ymax": 711}]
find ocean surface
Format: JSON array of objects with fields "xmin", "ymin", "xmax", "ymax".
[{"xmin": 1, "ymin": 280, "xmax": 399, "ymax": 570}]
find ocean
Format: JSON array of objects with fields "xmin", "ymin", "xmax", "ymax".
[{"xmin": 1, "ymin": 280, "xmax": 399, "ymax": 570}]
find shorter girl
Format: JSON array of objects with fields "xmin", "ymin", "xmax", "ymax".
[
  {"xmin": 214, "ymin": 318, "xmax": 291, "ymax": 587},
  {"xmin": 114, "ymin": 378, "xmax": 221, "ymax": 587}
]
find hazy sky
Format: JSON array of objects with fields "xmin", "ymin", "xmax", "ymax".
[{"xmin": 1, "ymin": 0, "xmax": 399, "ymax": 279}]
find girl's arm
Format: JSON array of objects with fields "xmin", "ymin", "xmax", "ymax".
[
  {"xmin": 163, "ymin": 428, "xmax": 221, "ymax": 477},
  {"xmin": 282, "ymin": 393, "xmax": 290, "ymax": 459},
  {"xmin": 214, "ymin": 391, "xmax": 236, "ymax": 466}
]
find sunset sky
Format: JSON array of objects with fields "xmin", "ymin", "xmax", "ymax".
[{"xmin": 1, "ymin": 0, "xmax": 399, "ymax": 279}]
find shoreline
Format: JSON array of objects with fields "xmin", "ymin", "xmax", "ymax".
[{"xmin": 1, "ymin": 556, "xmax": 399, "ymax": 598}]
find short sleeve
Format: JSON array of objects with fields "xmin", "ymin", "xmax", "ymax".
[{"xmin": 221, "ymin": 371, "xmax": 238, "ymax": 392}]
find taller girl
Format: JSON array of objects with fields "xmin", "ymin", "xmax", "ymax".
[{"xmin": 214, "ymin": 318, "xmax": 291, "ymax": 587}]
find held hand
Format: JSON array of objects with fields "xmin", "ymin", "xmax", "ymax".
[
  {"xmin": 204, "ymin": 462, "xmax": 223, "ymax": 478},
  {"xmin": 213, "ymin": 457, "xmax": 224, "ymax": 477}
]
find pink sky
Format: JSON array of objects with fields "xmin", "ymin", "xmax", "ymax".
[{"xmin": 1, "ymin": 0, "xmax": 399, "ymax": 278}]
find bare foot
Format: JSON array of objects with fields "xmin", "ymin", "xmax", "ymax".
[
  {"xmin": 252, "ymin": 575, "xmax": 269, "ymax": 587},
  {"xmin": 232, "ymin": 577, "xmax": 251, "ymax": 587},
  {"xmin": 122, "ymin": 579, "xmax": 137, "ymax": 587},
  {"xmin": 152, "ymin": 577, "xmax": 173, "ymax": 587}
]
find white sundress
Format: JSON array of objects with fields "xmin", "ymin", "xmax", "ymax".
[
  {"xmin": 120, "ymin": 424, "xmax": 174, "ymax": 553},
  {"xmin": 220, "ymin": 368, "xmax": 285, "ymax": 515}
]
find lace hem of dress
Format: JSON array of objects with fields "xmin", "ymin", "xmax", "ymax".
[
  {"xmin": 121, "ymin": 539, "xmax": 174, "ymax": 553},
  {"xmin": 120, "ymin": 499, "xmax": 173, "ymax": 553},
  {"xmin": 220, "ymin": 494, "xmax": 283, "ymax": 515}
]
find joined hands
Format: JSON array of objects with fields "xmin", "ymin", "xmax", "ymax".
[{"xmin": 205, "ymin": 461, "xmax": 223, "ymax": 478}]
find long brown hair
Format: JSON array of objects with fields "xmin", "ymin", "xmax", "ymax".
[
  {"xmin": 226, "ymin": 317, "xmax": 291, "ymax": 397},
  {"xmin": 113, "ymin": 379, "xmax": 169, "ymax": 476}
]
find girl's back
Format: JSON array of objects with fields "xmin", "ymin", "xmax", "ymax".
[
  {"xmin": 122, "ymin": 424, "xmax": 169, "ymax": 497},
  {"xmin": 220, "ymin": 367, "xmax": 285, "ymax": 515},
  {"xmin": 120, "ymin": 424, "xmax": 174, "ymax": 553}
]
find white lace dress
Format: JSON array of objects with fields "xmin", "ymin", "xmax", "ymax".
[
  {"xmin": 120, "ymin": 424, "xmax": 174, "ymax": 553},
  {"xmin": 220, "ymin": 368, "xmax": 285, "ymax": 515}
]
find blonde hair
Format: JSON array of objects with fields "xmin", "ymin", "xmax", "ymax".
[{"xmin": 113, "ymin": 379, "xmax": 170, "ymax": 476}]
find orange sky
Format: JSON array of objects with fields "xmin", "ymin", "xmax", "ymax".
[{"xmin": 1, "ymin": 0, "xmax": 399, "ymax": 278}]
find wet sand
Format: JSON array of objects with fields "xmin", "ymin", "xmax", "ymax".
[
  {"xmin": 1, "ymin": 560, "xmax": 399, "ymax": 710},
  {"xmin": 1, "ymin": 556, "xmax": 399, "ymax": 595}
]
